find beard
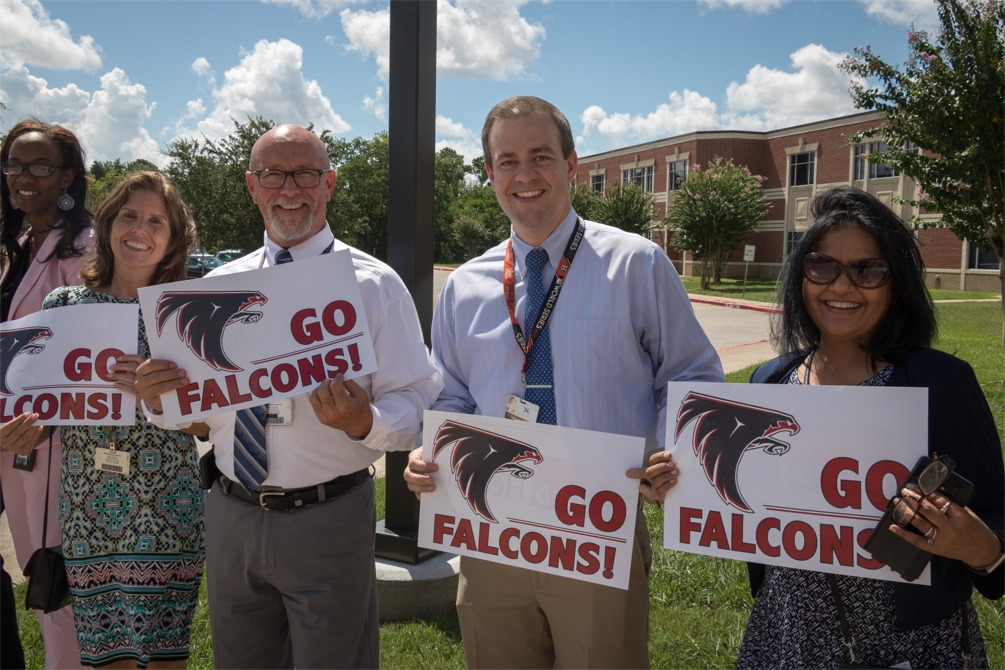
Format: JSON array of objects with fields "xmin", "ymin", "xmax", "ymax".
[{"xmin": 266, "ymin": 196, "xmax": 318, "ymax": 244}]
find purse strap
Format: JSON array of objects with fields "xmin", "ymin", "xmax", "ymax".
[
  {"xmin": 40, "ymin": 432, "xmax": 53, "ymax": 549},
  {"xmin": 826, "ymin": 573, "xmax": 859, "ymax": 664}
]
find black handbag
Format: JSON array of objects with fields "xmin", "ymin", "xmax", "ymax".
[{"xmin": 22, "ymin": 433, "xmax": 71, "ymax": 613}]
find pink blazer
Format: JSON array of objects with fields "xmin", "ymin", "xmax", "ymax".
[{"xmin": 4, "ymin": 227, "xmax": 94, "ymax": 321}]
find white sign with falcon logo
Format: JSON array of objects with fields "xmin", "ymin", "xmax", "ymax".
[
  {"xmin": 664, "ymin": 381, "xmax": 928, "ymax": 583},
  {"xmin": 418, "ymin": 411, "xmax": 646, "ymax": 590},
  {"xmin": 138, "ymin": 250, "xmax": 376, "ymax": 425}
]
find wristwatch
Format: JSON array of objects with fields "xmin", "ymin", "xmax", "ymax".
[{"xmin": 968, "ymin": 533, "xmax": 1005, "ymax": 577}]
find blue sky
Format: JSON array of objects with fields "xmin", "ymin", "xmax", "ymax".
[{"xmin": 0, "ymin": 0, "xmax": 936, "ymax": 167}]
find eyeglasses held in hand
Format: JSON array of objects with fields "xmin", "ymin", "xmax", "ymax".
[
  {"xmin": 248, "ymin": 168, "xmax": 331, "ymax": 189},
  {"xmin": 1, "ymin": 162, "xmax": 68, "ymax": 178},
  {"xmin": 891, "ymin": 455, "xmax": 956, "ymax": 528},
  {"xmin": 803, "ymin": 253, "xmax": 891, "ymax": 289}
]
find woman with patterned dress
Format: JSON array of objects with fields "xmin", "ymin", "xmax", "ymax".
[
  {"xmin": 733, "ymin": 188, "xmax": 1003, "ymax": 669},
  {"xmin": 40, "ymin": 172, "xmax": 207, "ymax": 669}
]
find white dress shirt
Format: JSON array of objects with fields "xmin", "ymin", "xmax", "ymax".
[
  {"xmin": 432, "ymin": 208, "xmax": 723, "ymax": 456},
  {"xmin": 154, "ymin": 226, "xmax": 443, "ymax": 489}
]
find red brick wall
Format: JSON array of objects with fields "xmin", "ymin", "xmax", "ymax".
[{"xmin": 918, "ymin": 228, "xmax": 962, "ymax": 270}]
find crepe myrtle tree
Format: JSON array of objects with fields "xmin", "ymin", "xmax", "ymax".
[
  {"xmin": 667, "ymin": 157, "xmax": 769, "ymax": 289},
  {"xmin": 841, "ymin": 0, "xmax": 1004, "ymax": 350}
]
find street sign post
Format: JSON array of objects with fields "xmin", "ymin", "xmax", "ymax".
[{"xmin": 742, "ymin": 245, "xmax": 755, "ymax": 298}]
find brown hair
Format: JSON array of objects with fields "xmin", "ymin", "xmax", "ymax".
[
  {"xmin": 1, "ymin": 117, "xmax": 91, "ymax": 269},
  {"xmin": 481, "ymin": 96, "xmax": 575, "ymax": 168},
  {"xmin": 80, "ymin": 172, "xmax": 197, "ymax": 289}
]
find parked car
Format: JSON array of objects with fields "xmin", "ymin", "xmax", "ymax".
[
  {"xmin": 216, "ymin": 249, "xmax": 243, "ymax": 263},
  {"xmin": 187, "ymin": 254, "xmax": 224, "ymax": 279}
]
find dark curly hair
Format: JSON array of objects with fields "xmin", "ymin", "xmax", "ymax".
[
  {"xmin": 771, "ymin": 186, "xmax": 936, "ymax": 365},
  {"xmin": 0, "ymin": 117, "xmax": 92, "ymax": 270}
]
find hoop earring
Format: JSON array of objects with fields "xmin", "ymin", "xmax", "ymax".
[
  {"xmin": 8, "ymin": 194, "xmax": 18, "ymax": 210},
  {"xmin": 57, "ymin": 190, "xmax": 75, "ymax": 211}
]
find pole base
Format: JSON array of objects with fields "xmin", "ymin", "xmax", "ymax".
[
  {"xmin": 376, "ymin": 551, "xmax": 459, "ymax": 621},
  {"xmin": 375, "ymin": 520, "xmax": 438, "ymax": 564}
]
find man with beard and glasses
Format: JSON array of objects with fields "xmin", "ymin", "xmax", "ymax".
[{"xmin": 133, "ymin": 125, "xmax": 443, "ymax": 669}]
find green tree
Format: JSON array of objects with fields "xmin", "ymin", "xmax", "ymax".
[
  {"xmin": 446, "ymin": 155, "xmax": 509, "ymax": 261},
  {"xmin": 433, "ymin": 147, "xmax": 471, "ymax": 262},
  {"xmin": 667, "ymin": 157, "xmax": 769, "ymax": 289},
  {"xmin": 326, "ymin": 132, "xmax": 389, "ymax": 259},
  {"xmin": 570, "ymin": 184, "xmax": 602, "ymax": 222},
  {"xmin": 164, "ymin": 116, "xmax": 273, "ymax": 254},
  {"xmin": 87, "ymin": 158, "xmax": 160, "ymax": 210},
  {"xmin": 594, "ymin": 182, "xmax": 657, "ymax": 237},
  {"xmin": 840, "ymin": 0, "xmax": 1004, "ymax": 340}
]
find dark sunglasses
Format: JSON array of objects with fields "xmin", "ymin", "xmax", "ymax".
[
  {"xmin": 803, "ymin": 253, "xmax": 891, "ymax": 289},
  {"xmin": 891, "ymin": 455, "xmax": 956, "ymax": 528}
]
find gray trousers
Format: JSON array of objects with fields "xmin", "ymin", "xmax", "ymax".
[{"xmin": 204, "ymin": 477, "xmax": 379, "ymax": 669}]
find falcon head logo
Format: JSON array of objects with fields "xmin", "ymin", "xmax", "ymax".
[
  {"xmin": 0, "ymin": 327, "xmax": 53, "ymax": 396},
  {"xmin": 155, "ymin": 291, "xmax": 267, "ymax": 372},
  {"xmin": 674, "ymin": 392, "xmax": 800, "ymax": 512},
  {"xmin": 432, "ymin": 420, "xmax": 544, "ymax": 523}
]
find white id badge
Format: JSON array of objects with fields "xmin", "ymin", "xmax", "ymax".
[
  {"xmin": 266, "ymin": 399, "xmax": 294, "ymax": 426},
  {"xmin": 94, "ymin": 448, "xmax": 131, "ymax": 476},
  {"xmin": 505, "ymin": 394, "xmax": 540, "ymax": 423}
]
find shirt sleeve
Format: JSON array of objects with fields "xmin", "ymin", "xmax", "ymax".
[
  {"xmin": 638, "ymin": 245, "xmax": 724, "ymax": 450},
  {"xmin": 360, "ymin": 291, "xmax": 444, "ymax": 452},
  {"xmin": 429, "ymin": 273, "xmax": 478, "ymax": 417}
]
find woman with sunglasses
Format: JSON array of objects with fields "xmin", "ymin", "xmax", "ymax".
[
  {"xmin": 733, "ymin": 187, "xmax": 1004, "ymax": 669},
  {"xmin": 0, "ymin": 118, "xmax": 93, "ymax": 669}
]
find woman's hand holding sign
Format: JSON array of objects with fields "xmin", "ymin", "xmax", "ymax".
[
  {"xmin": 626, "ymin": 450, "xmax": 679, "ymax": 504},
  {"xmin": 107, "ymin": 354, "xmax": 145, "ymax": 397},
  {"xmin": 0, "ymin": 412, "xmax": 48, "ymax": 455},
  {"xmin": 134, "ymin": 359, "xmax": 190, "ymax": 414}
]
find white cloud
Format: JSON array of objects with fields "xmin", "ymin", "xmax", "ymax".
[
  {"xmin": 262, "ymin": 0, "xmax": 363, "ymax": 19},
  {"xmin": 434, "ymin": 115, "xmax": 482, "ymax": 162},
  {"xmin": 362, "ymin": 86, "xmax": 386, "ymax": 121},
  {"xmin": 859, "ymin": 0, "xmax": 939, "ymax": 28},
  {"xmin": 339, "ymin": 0, "xmax": 545, "ymax": 82},
  {"xmin": 699, "ymin": 0, "xmax": 786, "ymax": 13},
  {"xmin": 0, "ymin": 65, "xmax": 161, "ymax": 165},
  {"xmin": 183, "ymin": 39, "xmax": 350, "ymax": 141},
  {"xmin": 191, "ymin": 57, "xmax": 216, "ymax": 87},
  {"xmin": 0, "ymin": 0, "xmax": 102, "ymax": 71},
  {"xmin": 580, "ymin": 44, "xmax": 862, "ymax": 147}
]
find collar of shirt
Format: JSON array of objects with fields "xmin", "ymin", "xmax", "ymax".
[
  {"xmin": 262, "ymin": 225, "xmax": 338, "ymax": 266},
  {"xmin": 509, "ymin": 207, "xmax": 579, "ymax": 280}
]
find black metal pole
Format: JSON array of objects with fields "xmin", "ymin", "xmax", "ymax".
[{"xmin": 375, "ymin": 0, "xmax": 437, "ymax": 564}]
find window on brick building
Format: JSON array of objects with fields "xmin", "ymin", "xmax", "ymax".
[
  {"xmin": 622, "ymin": 165, "xmax": 654, "ymax": 193},
  {"xmin": 787, "ymin": 232, "xmax": 804, "ymax": 256},
  {"xmin": 591, "ymin": 173, "xmax": 605, "ymax": 194},
  {"xmin": 789, "ymin": 152, "xmax": 815, "ymax": 186},
  {"xmin": 854, "ymin": 142, "xmax": 901, "ymax": 179},
  {"xmin": 968, "ymin": 242, "xmax": 1001, "ymax": 270},
  {"xmin": 667, "ymin": 160, "xmax": 687, "ymax": 191}
]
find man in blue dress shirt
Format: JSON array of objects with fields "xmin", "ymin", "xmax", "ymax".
[{"xmin": 405, "ymin": 97, "xmax": 723, "ymax": 668}]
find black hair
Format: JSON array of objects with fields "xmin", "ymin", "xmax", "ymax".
[
  {"xmin": 771, "ymin": 186, "xmax": 936, "ymax": 364},
  {"xmin": 1, "ymin": 117, "xmax": 92, "ymax": 272}
]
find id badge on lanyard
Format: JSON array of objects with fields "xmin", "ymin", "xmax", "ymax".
[
  {"xmin": 95, "ymin": 426, "xmax": 131, "ymax": 476},
  {"xmin": 502, "ymin": 218, "xmax": 585, "ymax": 422}
]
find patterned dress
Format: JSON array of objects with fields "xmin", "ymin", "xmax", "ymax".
[
  {"xmin": 736, "ymin": 364, "xmax": 987, "ymax": 670},
  {"xmin": 42, "ymin": 286, "xmax": 205, "ymax": 668}
]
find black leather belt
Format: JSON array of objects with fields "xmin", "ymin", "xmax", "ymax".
[{"xmin": 219, "ymin": 468, "xmax": 371, "ymax": 511}]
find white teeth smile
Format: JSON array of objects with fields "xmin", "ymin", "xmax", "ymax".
[
  {"xmin": 825, "ymin": 301, "xmax": 861, "ymax": 309},
  {"xmin": 514, "ymin": 190, "xmax": 543, "ymax": 198},
  {"xmin": 17, "ymin": 190, "xmax": 38, "ymax": 196},
  {"xmin": 277, "ymin": 202, "xmax": 306, "ymax": 210},
  {"xmin": 124, "ymin": 240, "xmax": 151, "ymax": 250}
]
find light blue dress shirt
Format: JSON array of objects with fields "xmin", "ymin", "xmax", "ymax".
[{"xmin": 431, "ymin": 208, "xmax": 724, "ymax": 458}]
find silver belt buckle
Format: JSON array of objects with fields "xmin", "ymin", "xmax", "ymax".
[{"xmin": 258, "ymin": 487, "xmax": 285, "ymax": 511}]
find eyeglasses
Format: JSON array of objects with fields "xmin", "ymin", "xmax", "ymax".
[
  {"xmin": 803, "ymin": 253, "xmax": 891, "ymax": 289},
  {"xmin": 891, "ymin": 455, "xmax": 956, "ymax": 528},
  {"xmin": 1, "ymin": 162, "xmax": 68, "ymax": 178},
  {"xmin": 248, "ymin": 169, "xmax": 331, "ymax": 189}
]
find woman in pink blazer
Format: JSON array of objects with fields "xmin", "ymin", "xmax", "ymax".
[{"xmin": 0, "ymin": 119, "xmax": 93, "ymax": 669}]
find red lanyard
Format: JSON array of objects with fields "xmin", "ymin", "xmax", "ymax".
[{"xmin": 503, "ymin": 218, "xmax": 586, "ymax": 373}]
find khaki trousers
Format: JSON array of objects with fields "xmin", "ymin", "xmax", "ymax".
[{"xmin": 456, "ymin": 507, "xmax": 652, "ymax": 669}]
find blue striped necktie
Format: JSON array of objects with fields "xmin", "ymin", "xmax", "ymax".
[
  {"xmin": 523, "ymin": 248, "xmax": 556, "ymax": 425},
  {"xmin": 232, "ymin": 247, "xmax": 294, "ymax": 492}
]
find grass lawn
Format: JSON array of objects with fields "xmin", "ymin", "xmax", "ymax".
[
  {"xmin": 678, "ymin": 275, "xmax": 1001, "ymax": 305},
  {"xmin": 12, "ymin": 301, "xmax": 1004, "ymax": 668}
]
